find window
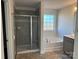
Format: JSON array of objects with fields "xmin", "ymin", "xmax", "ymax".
[{"xmin": 44, "ymin": 15, "xmax": 55, "ymax": 31}]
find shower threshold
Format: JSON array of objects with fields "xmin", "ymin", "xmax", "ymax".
[{"xmin": 17, "ymin": 49, "xmax": 39, "ymax": 54}]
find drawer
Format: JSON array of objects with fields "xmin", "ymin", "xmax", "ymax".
[{"xmin": 63, "ymin": 42, "xmax": 74, "ymax": 52}]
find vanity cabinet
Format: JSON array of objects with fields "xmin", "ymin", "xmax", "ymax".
[{"xmin": 63, "ymin": 36, "xmax": 74, "ymax": 58}]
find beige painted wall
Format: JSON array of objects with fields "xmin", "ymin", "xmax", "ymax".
[{"xmin": 58, "ymin": 4, "xmax": 76, "ymax": 39}]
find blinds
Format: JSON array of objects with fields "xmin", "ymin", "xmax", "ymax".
[{"xmin": 44, "ymin": 15, "xmax": 55, "ymax": 31}]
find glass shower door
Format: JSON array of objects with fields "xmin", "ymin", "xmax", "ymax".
[
  {"xmin": 15, "ymin": 16, "xmax": 31, "ymax": 52},
  {"xmin": 32, "ymin": 16, "xmax": 39, "ymax": 49}
]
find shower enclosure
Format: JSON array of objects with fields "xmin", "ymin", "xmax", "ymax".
[{"xmin": 14, "ymin": 15, "xmax": 40, "ymax": 53}]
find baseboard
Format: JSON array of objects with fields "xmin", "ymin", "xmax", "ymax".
[{"xmin": 17, "ymin": 49, "xmax": 39, "ymax": 54}]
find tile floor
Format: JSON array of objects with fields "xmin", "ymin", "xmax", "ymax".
[{"xmin": 16, "ymin": 51, "xmax": 71, "ymax": 59}]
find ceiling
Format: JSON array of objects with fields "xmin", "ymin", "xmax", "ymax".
[
  {"xmin": 45, "ymin": 0, "xmax": 77, "ymax": 9},
  {"xmin": 14, "ymin": 0, "xmax": 77, "ymax": 10}
]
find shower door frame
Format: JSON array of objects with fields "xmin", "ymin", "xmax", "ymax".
[{"xmin": 15, "ymin": 15, "xmax": 40, "ymax": 54}]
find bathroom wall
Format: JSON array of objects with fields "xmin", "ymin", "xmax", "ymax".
[
  {"xmin": 58, "ymin": 4, "xmax": 76, "ymax": 39},
  {"xmin": 73, "ymin": 11, "xmax": 78, "ymax": 59}
]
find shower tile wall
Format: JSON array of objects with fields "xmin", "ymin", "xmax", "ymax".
[
  {"xmin": 15, "ymin": 16, "xmax": 31, "ymax": 51},
  {"xmin": 15, "ymin": 9, "xmax": 39, "ymax": 15}
]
